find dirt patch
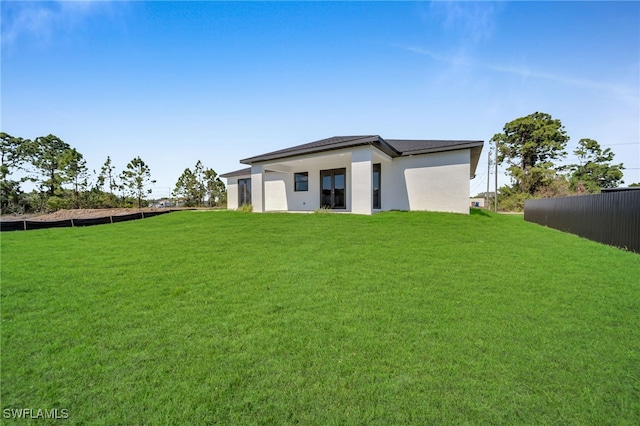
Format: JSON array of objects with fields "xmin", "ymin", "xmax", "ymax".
[{"xmin": 0, "ymin": 208, "xmax": 184, "ymax": 222}]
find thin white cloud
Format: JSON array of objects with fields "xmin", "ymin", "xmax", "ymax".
[
  {"xmin": 402, "ymin": 45, "xmax": 639, "ymax": 106},
  {"xmin": 1, "ymin": 1, "xmax": 112, "ymax": 47},
  {"xmin": 488, "ymin": 63, "xmax": 637, "ymax": 103},
  {"xmin": 401, "ymin": 46, "xmax": 468, "ymax": 66},
  {"xmin": 426, "ymin": 1, "xmax": 501, "ymax": 44},
  {"xmin": 412, "ymin": 2, "xmax": 638, "ymax": 107}
]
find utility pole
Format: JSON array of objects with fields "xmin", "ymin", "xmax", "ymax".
[
  {"xmin": 486, "ymin": 149, "xmax": 491, "ymax": 209},
  {"xmin": 494, "ymin": 141, "xmax": 498, "ymax": 212}
]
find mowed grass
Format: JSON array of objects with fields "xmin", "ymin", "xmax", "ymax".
[{"xmin": 1, "ymin": 210, "xmax": 639, "ymax": 424}]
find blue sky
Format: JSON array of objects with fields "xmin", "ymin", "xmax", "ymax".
[{"xmin": 2, "ymin": 1, "xmax": 639, "ymax": 199}]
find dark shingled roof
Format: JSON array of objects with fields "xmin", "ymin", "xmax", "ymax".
[
  {"xmin": 385, "ymin": 139, "xmax": 483, "ymax": 155},
  {"xmin": 240, "ymin": 135, "xmax": 398, "ymax": 164},
  {"xmin": 222, "ymin": 135, "xmax": 484, "ymax": 178},
  {"xmin": 220, "ymin": 167, "xmax": 251, "ymax": 178}
]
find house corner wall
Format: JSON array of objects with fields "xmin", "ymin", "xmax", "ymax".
[
  {"xmin": 251, "ymin": 165, "xmax": 265, "ymax": 213},
  {"xmin": 385, "ymin": 149, "xmax": 471, "ymax": 214},
  {"xmin": 226, "ymin": 177, "xmax": 239, "ymax": 210},
  {"xmin": 351, "ymin": 147, "xmax": 373, "ymax": 215}
]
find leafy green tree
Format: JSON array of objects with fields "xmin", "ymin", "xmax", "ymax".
[
  {"xmin": 568, "ymin": 138, "xmax": 624, "ymax": 193},
  {"xmin": 92, "ymin": 156, "xmax": 123, "ymax": 208},
  {"xmin": 491, "ymin": 112, "xmax": 569, "ymax": 196},
  {"xmin": 173, "ymin": 167, "xmax": 201, "ymax": 207},
  {"xmin": 97, "ymin": 156, "xmax": 119, "ymax": 195},
  {"xmin": 192, "ymin": 160, "xmax": 207, "ymax": 206},
  {"xmin": 1, "ymin": 132, "xmax": 34, "ymax": 214},
  {"xmin": 120, "ymin": 156, "xmax": 155, "ymax": 208},
  {"xmin": 1, "ymin": 132, "xmax": 32, "ymax": 181},
  {"xmin": 173, "ymin": 161, "xmax": 226, "ymax": 207},
  {"xmin": 31, "ymin": 134, "xmax": 74, "ymax": 197},
  {"xmin": 64, "ymin": 148, "xmax": 90, "ymax": 208},
  {"xmin": 204, "ymin": 168, "xmax": 226, "ymax": 207},
  {"xmin": 533, "ymin": 175, "xmax": 572, "ymax": 198},
  {"xmin": 0, "ymin": 179, "xmax": 28, "ymax": 214}
]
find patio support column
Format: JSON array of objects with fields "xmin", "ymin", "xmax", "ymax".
[
  {"xmin": 351, "ymin": 148, "xmax": 373, "ymax": 215},
  {"xmin": 251, "ymin": 164, "xmax": 265, "ymax": 212}
]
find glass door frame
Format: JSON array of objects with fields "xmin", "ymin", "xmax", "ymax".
[
  {"xmin": 238, "ymin": 178, "xmax": 251, "ymax": 206},
  {"xmin": 320, "ymin": 168, "xmax": 347, "ymax": 209}
]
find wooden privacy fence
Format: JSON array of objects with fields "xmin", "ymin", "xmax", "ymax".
[
  {"xmin": 524, "ymin": 188, "xmax": 640, "ymax": 254},
  {"xmin": 0, "ymin": 210, "xmax": 177, "ymax": 232}
]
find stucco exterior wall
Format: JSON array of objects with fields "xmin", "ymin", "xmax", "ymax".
[
  {"xmin": 251, "ymin": 165, "xmax": 265, "ymax": 212},
  {"xmin": 383, "ymin": 149, "xmax": 470, "ymax": 214},
  {"xmin": 264, "ymin": 172, "xmax": 289, "ymax": 211},
  {"xmin": 350, "ymin": 147, "xmax": 373, "ymax": 215},
  {"xmin": 226, "ymin": 177, "xmax": 239, "ymax": 210},
  {"xmin": 285, "ymin": 169, "xmax": 320, "ymax": 211}
]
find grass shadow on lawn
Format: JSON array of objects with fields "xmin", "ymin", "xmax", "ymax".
[{"xmin": 469, "ymin": 207, "xmax": 493, "ymax": 218}]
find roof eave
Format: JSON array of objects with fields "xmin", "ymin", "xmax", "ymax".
[
  {"xmin": 469, "ymin": 144, "xmax": 483, "ymax": 179},
  {"xmin": 399, "ymin": 141, "xmax": 484, "ymax": 156},
  {"xmin": 220, "ymin": 167, "xmax": 252, "ymax": 178}
]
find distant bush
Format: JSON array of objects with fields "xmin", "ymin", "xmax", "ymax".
[
  {"xmin": 238, "ymin": 204, "xmax": 253, "ymax": 213},
  {"xmin": 46, "ymin": 196, "xmax": 73, "ymax": 212}
]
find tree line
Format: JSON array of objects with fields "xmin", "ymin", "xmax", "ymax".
[
  {"xmin": 0, "ymin": 132, "xmax": 226, "ymax": 215},
  {"xmin": 488, "ymin": 112, "xmax": 630, "ymax": 211}
]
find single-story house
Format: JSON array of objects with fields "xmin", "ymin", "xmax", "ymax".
[{"xmin": 221, "ymin": 135, "xmax": 483, "ymax": 215}]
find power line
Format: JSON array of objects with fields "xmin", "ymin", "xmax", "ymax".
[{"xmin": 470, "ymin": 179, "xmax": 485, "ymax": 194}]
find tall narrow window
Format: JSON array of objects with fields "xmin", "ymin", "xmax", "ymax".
[
  {"xmin": 238, "ymin": 178, "xmax": 251, "ymax": 206},
  {"xmin": 372, "ymin": 163, "xmax": 381, "ymax": 209},
  {"xmin": 294, "ymin": 172, "xmax": 308, "ymax": 191}
]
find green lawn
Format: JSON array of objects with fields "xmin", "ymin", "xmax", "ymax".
[{"xmin": 1, "ymin": 210, "xmax": 639, "ymax": 424}]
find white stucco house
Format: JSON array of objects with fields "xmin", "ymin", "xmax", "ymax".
[{"xmin": 221, "ymin": 135, "xmax": 483, "ymax": 215}]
